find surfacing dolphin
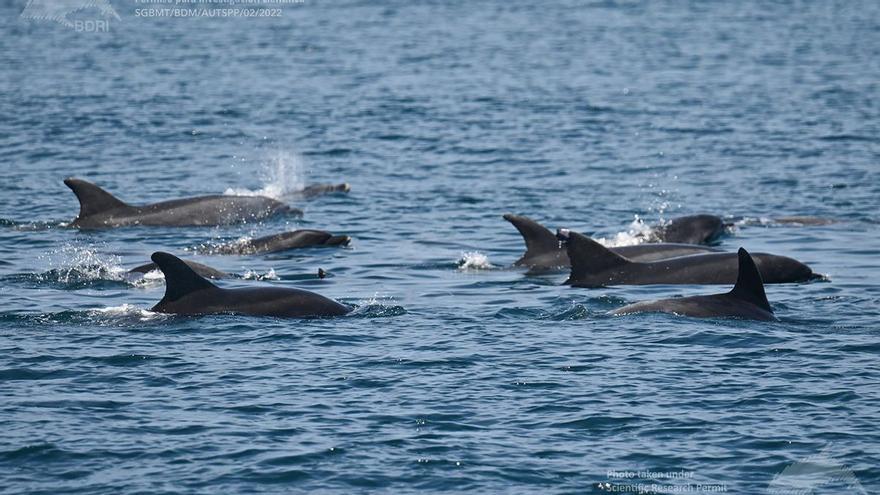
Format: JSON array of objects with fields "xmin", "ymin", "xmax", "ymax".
[
  {"xmin": 65, "ymin": 178, "xmax": 300, "ymax": 229},
  {"xmin": 611, "ymin": 248, "xmax": 777, "ymax": 321},
  {"xmin": 648, "ymin": 214, "xmax": 727, "ymax": 245},
  {"xmin": 504, "ymin": 214, "xmax": 721, "ymax": 271},
  {"xmin": 294, "ymin": 183, "xmax": 351, "ymax": 199},
  {"xmin": 561, "ymin": 230, "xmax": 816, "ymax": 287},
  {"xmin": 149, "ymin": 252, "xmax": 350, "ymax": 318},
  {"xmin": 201, "ymin": 229, "xmax": 351, "ymax": 255}
]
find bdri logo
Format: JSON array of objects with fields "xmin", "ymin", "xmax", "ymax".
[
  {"xmin": 767, "ymin": 444, "xmax": 866, "ymax": 494},
  {"xmin": 21, "ymin": 0, "xmax": 120, "ymax": 31}
]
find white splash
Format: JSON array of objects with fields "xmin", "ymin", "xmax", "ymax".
[
  {"xmin": 348, "ymin": 292, "xmax": 395, "ymax": 315},
  {"xmin": 242, "ymin": 268, "xmax": 279, "ymax": 281},
  {"xmin": 225, "ymin": 150, "xmax": 307, "ymax": 200},
  {"xmin": 91, "ymin": 304, "xmax": 162, "ymax": 321},
  {"xmin": 457, "ymin": 251, "xmax": 494, "ymax": 271},
  {"xmin": 38, "ymin": 244, "xmax": 127, "ymax": 283},
  {"xmin": 595, "ymin": 215, "xmax": 656, "ymax": 247},
  {"xmin": 122, "ymin": 268, "xmax": 167, "ymax": 288}
]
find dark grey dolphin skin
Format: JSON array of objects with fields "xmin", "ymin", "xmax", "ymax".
[
  {"xmin": 561, "ymin": 230, "xmax": 816, "ymax": 287},
  {"xmin": 149, "ymin": 252, "xmax": 350, "ymax": 318},
  {"xmin": 205, "ymin": 229, "xmax": 351, "ymax": 255},
  {"xmin": 650, "ymin": 214, "xmax": 726, "ymax": 245},
  {"xmin": 295, "ymin": 183, "xmax": 351, "ymax": 199},
  {"xmin": 65, "ymin": 178, "xmax": 300, "ymax": 229},
  {"xmin": 611, "ymin": 248, "xmax": 777, "ymax": 321},
  {"xmin": 129, "ymin": 259, "xmax": 228, "ymax": 279},
  {"xmin": 504, "ymin": 214, "xmax": 721, "ymax": 270}
]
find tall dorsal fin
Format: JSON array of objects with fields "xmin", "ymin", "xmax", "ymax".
[
  {"xmin": 64, "ymin": 178, "xmax": 130, "ymax": 218},
  {"xmin": 728, "ymin": 247, "xmax": 772, "ymax": 313},
  {"xmin": 151, "ymin": 252, "xmax": 217, "ymax": 303},
  {"xmin": 562, "ymin": 230, "xmax": 632, "ymax": 281},
  {"xmin": 503, "ymin": 214, "xmax": 561, "ymax": 262}
]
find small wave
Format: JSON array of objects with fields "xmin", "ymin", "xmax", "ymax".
[
  {"xmin": 224, "ymin": 150, "xmax": 306, "ymax": 200},
  {"xmin": 0, "ymin": 218, "xmax": 71, "ymax": 231},
  {"xmin": 348, "ymin": 294, "xmax": 406, "ymax": 318},
  {"xmin": 495, "ymin": 301, "xmax": 595, "ymax": 321},
  {"xmin": 457, "ymin": 251, "xmax": 495, "ymax": 271},
  {"xmin": 0, "ymin": 306, "xmax": 168, "ymax": 327}
]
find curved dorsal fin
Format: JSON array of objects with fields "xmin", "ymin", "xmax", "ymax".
[
  {"xmin": 562, "ymin": 230, "xmax": 632, "ymax": 281},
  {"xmin": 503, "ymin": 214, "xmax": 561, "ymax": 261},
  {"xmin": 728, "ymin": 248, "xmax": 772, "ymax": 313},
  {"xmin": 64, "ymin": 178, "xmax": 130, "ymax": 218},
  {"xmin": 151, "ymin": 252, "xmax": 217, "ymax": 303}
]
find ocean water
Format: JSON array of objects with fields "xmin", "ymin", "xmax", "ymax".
[{"xmin": 1, "ymin": 1, "xmax": 879, "ymax": 493}]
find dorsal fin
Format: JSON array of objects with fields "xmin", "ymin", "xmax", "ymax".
[
  {"xmin": 64, "ymin": 178, "xmax": 130, "ymax": 218},
  {"xmin": 728, "ymin": 248, "xmax": 772, "ymax": 313},
  {"xmin": 562, "ymin": 230, "xmax": 632, "ymax": 281},
  {"xmin": 503, "ymin": 214, "xmax": 561, "ymax": 262},
  {"xmin": 151, "ymin": 252, "xmax": 217, "ymax": 303}
]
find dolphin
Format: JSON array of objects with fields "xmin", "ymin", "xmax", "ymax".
[
  {"xmin": 504, "ymin": 214, "xmax": 721, "ymax": 270},
  {"xmin": 64, "ymin": 178, "xmax": 300, "ymax": 229},
  {"xmin": 649, "ymin": 214, "xmax": 727, "ymax": 244},
  {"xmin": 611, "ymin": 248, "xmax": 777, "ymax": 321},
  {"xmin": 149, "ymin": 252, "xmax": 350, "ymax": 317},
  {"xmin": 203, "ymin": 229, "xmax": 351, "ymax": 255},
  {"xmin": 129, "ymin": 259, "xmax": 228, "ymax": 279},
  {"xmin": 561, "ymin": 230, "xmax": 816, "ymax": 287}
]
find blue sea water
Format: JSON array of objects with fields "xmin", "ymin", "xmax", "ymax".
[{"xmin": 1, "ymin": 0, "xmax": 879, "ymax": 493}]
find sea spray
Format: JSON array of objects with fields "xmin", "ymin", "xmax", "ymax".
[
  {"xmin": 457, "ymin": 251, "xmax": 494, "ymax": 271},
  {"xmin": 225, "ymin": 150, "xmax": 307, "ymax": 199}
]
